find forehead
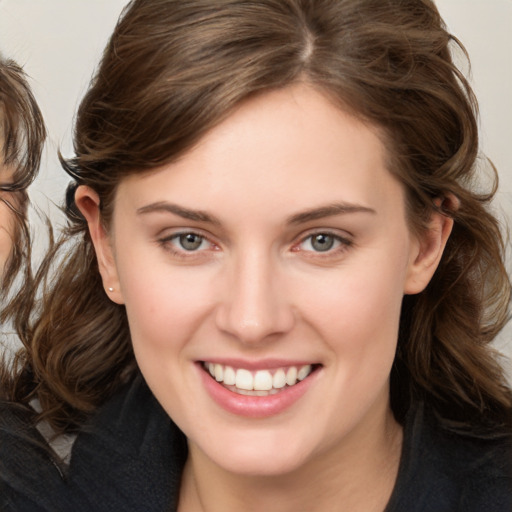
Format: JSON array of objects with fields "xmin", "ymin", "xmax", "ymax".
[{"xmin": 117, "ymin": 84, "xmax": 405, "ymax": 220}]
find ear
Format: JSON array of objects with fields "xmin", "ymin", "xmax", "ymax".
[
  {"xmin": 75, "ymin": 185, "xmax": 124, "ymax": 304},
  {"xmin": 404, "ymin": 197, "xmax": 457, "ymax": 295}
]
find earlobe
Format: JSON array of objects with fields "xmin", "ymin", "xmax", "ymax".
[
  {"xmin": 75, "ymin": 185, "xmax": 124, "ymax": 304},
  {"xmin": 404, "ymin": 200, "xmax": 455, "ymax": 295}
]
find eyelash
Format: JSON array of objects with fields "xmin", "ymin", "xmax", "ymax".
[
  {"xmin": 157, "ymin": 231, "xmax": 218, "ymax": 261},
  {"xmin": 293, "ymin": 231, "xmax": 353, "ymax": 257},
  {"xmin": 157, "ymin": 230, "xmax": 353, "ymax": 259}
]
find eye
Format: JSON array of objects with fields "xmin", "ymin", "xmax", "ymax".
[
  {"xmin": 296, "ymin": 232, "xmax": 351, "ymax": 254},
  {"xmin": 176, "ymin": 233, "xmax": 206, "ymax": 251},
  {"xmin": 307, "ymin": 233, "xmax": 337, "ymax": 252},
  {"xmin": 158, "ymin": 231, "xmax": 215, "ymax": 255}
]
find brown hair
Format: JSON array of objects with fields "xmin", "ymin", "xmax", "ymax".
[
  {"xmin": 5, "ymin": 0, "xmax": 511, "ymax": 435},
  {"xmin": 0, "ymin": 58, "xmax": 45, "ymax": 315}
]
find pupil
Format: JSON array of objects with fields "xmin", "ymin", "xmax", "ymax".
[
  {"xmin": 180, "ymin": 233, "xmax": 202, "ymax": 250},
  {"xmin": 312, "ymin": 234, "xmax": 334, "ymax": 252}
]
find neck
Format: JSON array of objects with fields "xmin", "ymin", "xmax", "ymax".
[{"xmin": 178, "ymin": 405, "xmax": 403, "ymax": 512}]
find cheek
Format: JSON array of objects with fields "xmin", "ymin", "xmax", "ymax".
[
  {"xmin": 115, "ymin": 253, "xmax": 220, "ymax": 421},
  {"xmin": 117, "ymin": 250, "xmax": 215, "ymax": 354},
  {"xmin": 301, "ymin": 247, "xmax": 408, "ymax": 336},
  {"xmin": 293, "ymin": 241, "xmax": 410, "ymax": 392}
]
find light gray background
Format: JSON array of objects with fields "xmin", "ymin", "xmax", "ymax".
[{"xmin": 0, "ymin": 1, "xmax": 510, "ymax": 373}]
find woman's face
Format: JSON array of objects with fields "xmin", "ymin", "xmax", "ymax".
[{"xmin": 82, "ymin": 84, "xmax": 449, "ymax": 477}]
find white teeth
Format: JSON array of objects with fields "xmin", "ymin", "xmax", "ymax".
[
  {"xmin": 297, "ymin": 364, "xmax": 312, "ymax": 381},
  {"xmin": 273, "ymin": 369, "xmax": 286, "ymax": 389},
  {"xmin": 254, "ymin": 370, "xmax": 273, "ymax": 391},
  {"xmin": 223, "ymin": 366, "xmax": 236, "ymax": 386},
  {"xmin": 286, "ymin": 366, "xmax": 297, "ymax": 386},
  {"xmin": 214, "ymin": 363, "xmax": 223, "ymax": 382},
  {"xmin": 235, "ymin": 369, "xmax": 253, "ymax": 390},
  {"xmin": 204, "ymin": 363, "xmax": 315, "ymax": 392}
]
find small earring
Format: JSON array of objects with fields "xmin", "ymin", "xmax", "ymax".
[{"xmin": 108, "ymin": 287, "xmax": 114, "ymax": 292}]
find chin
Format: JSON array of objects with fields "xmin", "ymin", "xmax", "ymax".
[
  {"xmin": 215, "ymin": 451, "xmax": 309, "ymax": 478},
  {"xmin": 191, "ymin": 426, "xmax": 315, "ymax": 477}
]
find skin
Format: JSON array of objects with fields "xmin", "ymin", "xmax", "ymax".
[
  {"xmin": 77, "ymin": 84, "xmax": 453, "ymax": 512},
  {"xmin": 0, "ymin": 164, "xmax": 15, "ymax": 276}
]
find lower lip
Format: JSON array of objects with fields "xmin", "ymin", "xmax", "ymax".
[{"xmin": 198, "ymin": 364, "xmax": 319, "ymax": 418}]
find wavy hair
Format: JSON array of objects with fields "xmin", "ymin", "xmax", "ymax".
[
  {"xmin": 0, "ymin": 58, "xmax": 45, "ymax": 318},
  {"xmin": 4, "ymin": 0, "xmax": 511, "ymax": 435}
]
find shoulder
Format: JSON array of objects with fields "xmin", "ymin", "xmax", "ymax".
[
  {"xmin": 440, "ymin": 426, "xmax": 512, "ymax": 511},
  {"xmin": 387, "ymin": 402, "xmax": 512, "ymax": 512},
  {"xmin": 1, "ymin": 377, "xmax": 187, "ymax": 511},
  {"xmin": 0, "ymin": 401, "xmax": 70, "ymax": 511},
  {"xmin": 67, "ymin": 374, "xmax": 187, "ymax": 511}
]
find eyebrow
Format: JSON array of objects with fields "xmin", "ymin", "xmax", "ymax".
[
  {"xmin": 137, "ymin": 200, "xmax": 376, "ymax": 226},
  {"xmin": 286, "ymin": 202, "xmax": 376, "ymax": 224},
  {"xmin": 136, "ymin": 201, "xmax": 221, "ymax": 225}
]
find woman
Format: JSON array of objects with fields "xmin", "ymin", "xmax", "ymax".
[
  {"xmin": 1, "ymin": 0, "xmax": 511, "ymax": 510},
  {"xmin": 0, "ymin": 56, "xmax": 45, "ymax": 317}
]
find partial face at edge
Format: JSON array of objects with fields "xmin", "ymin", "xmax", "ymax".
[
  {"xmin": 78, "ymin": 83, "xmax": 452, "ymax": 477},
  {"xmin": 0, "ymin": 164, "xmax": 16, "ymax": 277}
]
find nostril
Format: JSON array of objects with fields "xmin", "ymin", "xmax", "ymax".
[{"xmin": 214, "ymin": 302, "xmax": 296, "ymax": 345}]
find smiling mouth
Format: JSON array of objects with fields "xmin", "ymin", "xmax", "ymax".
[{"xmin": 202, "ymin": 362, "xmax": 319, "ymax": 396}]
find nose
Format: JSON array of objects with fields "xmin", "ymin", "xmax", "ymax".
[{"xmin": 215, "ymin": 250, "xmax": 295, "ymax": 345}]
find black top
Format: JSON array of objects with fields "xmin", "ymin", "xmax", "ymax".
[{"xmin": 1, "ymin": 376, "xmax": 511, "ymax": 511}]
